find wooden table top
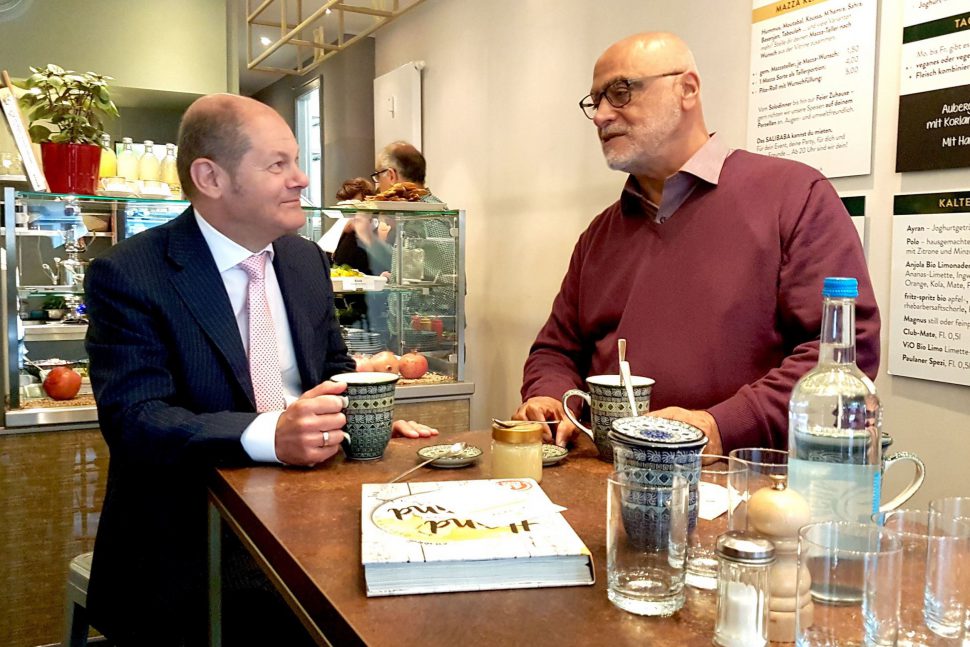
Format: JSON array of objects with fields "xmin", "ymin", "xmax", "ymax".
[{"xmin": 210, "ymin": 429, "xmax": 719, "ymax": 646}]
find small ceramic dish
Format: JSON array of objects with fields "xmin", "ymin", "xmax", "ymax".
[
  {"xmin": 416, "ymin": 443, "xmax": 482, "ymax": 468},
  {"xmin": 542, "ymin": 444, "xmax": 568, "ymax": 466}
]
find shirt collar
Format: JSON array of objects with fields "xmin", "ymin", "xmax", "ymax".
[
  {"xmin": 193, "ymin": 208, "xmax": 275, "ymax": 273},
  {"xmin": 620, "ymin": 133, "xmax": 733, "ymax": 218},
  {"xmin": 680, "ymin": 132, "xmax": 731, "ymax": 185}
]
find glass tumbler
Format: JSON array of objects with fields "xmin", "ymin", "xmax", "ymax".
[
  {"xmin": 926, "ymin": 497, "xmax": 970, "ymax": 640},
  {"xmin": 796, "ymin": 521, "xmax": 902, "ymax": 646},
  {"xmin": 606, "ymin": 470, "xmax": 689, "ymax": 616},
  {"xmin": 875, "ymin": 509, "xmax": 970, "ymax": 645},
  {"xmin": 677, "ymin": 455, "xmax": 744, "ymax": 590}
]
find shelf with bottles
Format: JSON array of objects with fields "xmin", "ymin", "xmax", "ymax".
[{"xmin": 104, "ymin": 137, "xmax": 182, "ymax": 199}]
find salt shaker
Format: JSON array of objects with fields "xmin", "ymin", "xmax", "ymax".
[{"xmin": 713, "ymin": 532, "xmax": 775, "ymax": 647}]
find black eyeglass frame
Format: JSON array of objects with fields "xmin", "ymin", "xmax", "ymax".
[
  {"xmin": 370, "ymin": 168, "xmax": 392, "ymax": 183},
  {"xmin": 578, "ymin": 71, "xmax": 686, "ymax": 119}
]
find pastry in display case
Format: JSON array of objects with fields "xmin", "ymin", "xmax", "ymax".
[{"xmin": 2, "ymin": 188, "xmax": 188, "ymax": 427}]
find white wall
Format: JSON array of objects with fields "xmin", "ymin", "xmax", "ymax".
[
  {"xmin": 0, "ymin": 0, "xmax": 227, "ymax": 96},
  {"xmin": 375, "ymin": 0, "xmax": 969, "ymax": 508}
]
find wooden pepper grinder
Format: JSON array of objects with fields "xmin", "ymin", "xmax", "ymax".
[{"xmin": 745, "ymin": 473, "xmax": 812, "ymax": 642}]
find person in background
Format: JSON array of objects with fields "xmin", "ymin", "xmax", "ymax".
[
  {"xmin": 370, "ymin": 140, "xmax": 442, "ymax": 203},
  {"xmin": 356, "ymin": 142, "xmax": 456, "ymax": 348},
  {"xmin": 513, "ymin": 32, "xmax": 879, "ymax": 454},
  {"xmin": 84, "ymin": 94, "xmax": 437, "ymax": 646},
  {"xmin": 355, "ymin": 141, "xmax": 444, "ymax": 273},
  {"xmin": 333, "ymin": 177, "xmax": 377, "ymax": 328},
  {"xmin": 333, "ymin": 176, "xmax": 377, "ymax": 274}
]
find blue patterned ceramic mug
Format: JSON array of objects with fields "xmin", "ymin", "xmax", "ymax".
[
  {"xmin": 609, "ymin": 417, "xmax": 709, "ymax": 539},
  {"xmin": 331, "ymin": 372, "xmax": 399, "ymax": 460},
  {"xmin": 562, "ymin": 375, "xmax": 654, "ymax": 461}
]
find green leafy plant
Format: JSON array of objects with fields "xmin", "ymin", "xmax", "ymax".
[
  {"xmin": 15, "ymin": 64, "xmax": 119, "ymax": 145},
  {"xmin": 42, "ymin": 295, "xmax": 66, "ymax": 310}
]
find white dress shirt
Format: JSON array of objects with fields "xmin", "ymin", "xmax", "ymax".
[{"xmin": 194, "ymin": 209, "xmax": 300, "ymax": 463}]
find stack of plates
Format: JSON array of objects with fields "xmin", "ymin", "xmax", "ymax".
[
  {"xmin": 402, "ymin": 330, "xmax": 439, "ymax": 352},
  {"xmin": 342, "ymin": 328, "xmax": 384, "ymax": 354}
]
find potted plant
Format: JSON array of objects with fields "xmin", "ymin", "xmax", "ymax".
[{"xmin": 16, "ymin": 64, "xmax": 119, "ymax": 195}]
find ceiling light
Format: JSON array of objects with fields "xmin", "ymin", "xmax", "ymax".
[{"xmin": 260, "ymin": 36, "xmax": 272, "ymax": 47}]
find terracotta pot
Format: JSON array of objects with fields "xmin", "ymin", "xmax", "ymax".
[{"xmin": 40, "ymin": 142, "xmax": 102, "ymax": 195}]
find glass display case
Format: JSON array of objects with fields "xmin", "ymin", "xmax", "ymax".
[
  {"xmin": 311, "ymin": 204, "xmax": 468, "ymax": 393},
  {"xmin": 1, "ymin": 188, "xmax": 189, "ymax": 428},
  {"xmin": 1, "ymin": 192, "xmax": 472, "ymax": 429}
]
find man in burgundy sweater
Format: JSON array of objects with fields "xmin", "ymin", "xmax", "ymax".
[{"xmin": 514, "ymin": 32, "xmax": 879, "ymax": 455}]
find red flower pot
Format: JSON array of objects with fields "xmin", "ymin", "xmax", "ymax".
[{"xmin": 40, "ymin": 142, "xmax": 102, "ymax": 195}]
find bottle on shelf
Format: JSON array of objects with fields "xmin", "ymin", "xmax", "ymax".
[
  {"xmin": 159, "ymin": 143, "xmax": 180, "ymax": 195},
  {"xmin": 116, "ymin": 137, "xmax": 138, "ymax": 182},
  {"xmin": 787, "ymin": 277, "xmax": 882, "ymax": 524},
  {"xmin": 138, "ymin": 140, "xmax": 160, "ymax": 182},
  {"xmin": 98, "ymin": 133, "xmax": 116, "ymax": 178}
]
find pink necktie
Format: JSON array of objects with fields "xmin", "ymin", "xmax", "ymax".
[{"xmin": 239, "ymin": 252, "xmax": 286, "ymax": 412}]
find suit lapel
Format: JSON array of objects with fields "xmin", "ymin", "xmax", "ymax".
[
  {"xmin": 273, "ymin": 238, "xmax": 322, "ymax": 388},
  {"xmin": 165, "ymin": 209, "xmax": 256, "ymax": 409}
]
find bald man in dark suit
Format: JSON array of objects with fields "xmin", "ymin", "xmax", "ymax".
[{"xmin": 85, "ymin": 94, "xmax": 436, "ymax": 645}]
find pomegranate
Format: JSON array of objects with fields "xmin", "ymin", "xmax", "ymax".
[
  {"xmin": 43, "ymin": 366, "xmax": 82, "ymax": 400},
  {"xmin": 399, "ymin": 352, "xmax": 429, "ymax": 379},
  {"xmin": 370, "ymin": 351, "xmax": 400, "ymax": 374}
]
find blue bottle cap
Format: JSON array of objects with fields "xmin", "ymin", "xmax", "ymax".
[{"xmin": 822, "ymin": 277, "xmax": 858, "ymax": 298}]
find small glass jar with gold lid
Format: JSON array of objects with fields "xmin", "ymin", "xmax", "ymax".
[{"xmin": 491, "ymin": 421, "xmax": 543, "ymax": 482}]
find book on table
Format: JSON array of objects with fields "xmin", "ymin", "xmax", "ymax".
[{"xmin": 360, "ymin": 478, "xmax": 595, "ymax": 597}]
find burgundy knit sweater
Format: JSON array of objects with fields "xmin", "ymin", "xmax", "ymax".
[{"xmin": 521, "ymin": 150, "xmax": 880, "ymax": 452}]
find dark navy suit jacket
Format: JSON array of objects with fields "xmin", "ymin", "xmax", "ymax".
[{"xmin": 84, "ymin": 208, "xmax": 353, "ymax": 644}]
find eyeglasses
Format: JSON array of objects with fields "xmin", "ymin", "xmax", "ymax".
[
  {"xmin": 370, "ymin": 168, "xmax": 391, "ymax": 183},
  {"xmin": 578, "ymin": 71, "xmax": 685, "ymax": 119}
]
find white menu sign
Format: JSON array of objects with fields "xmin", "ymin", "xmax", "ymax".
[
  {"xmin": 889, "ymin": 192, "xmax": 970, "ymax": 386},
  {"xmin": 747, "ymin": 0, "xmax": 877, "ymax": 178}
]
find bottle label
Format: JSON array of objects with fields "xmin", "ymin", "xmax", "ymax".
[{"xmin": 788, "ymin": 458, "xmax": 880, "ymax": 523}]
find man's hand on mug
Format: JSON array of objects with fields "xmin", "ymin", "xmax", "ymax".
[
  {"xmin": 275, "ymin": 381, "xmax": 348, "ymax": 467},
  {"xmin": 392, "ymin": 420, "xmax": 439, "ymax": 438},
  {"xmin": 513, "ymin": 396, "xmax": 578, "ymax": 447},
  {"xmin": 648, "ymin": 406, "xmax": 723, "ymax": 461}
]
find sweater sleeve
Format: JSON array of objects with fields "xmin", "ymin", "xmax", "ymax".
[
  {"xmin": 707, "ymin": 177, "xmax": 881, "ymax": 452},
  {"xmin": 521, "ymin": 234, "xmax": 592, "ymax": 404}
]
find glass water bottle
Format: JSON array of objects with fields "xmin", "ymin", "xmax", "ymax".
[
  {"xmin": 98, "ymin": 133, "xmax": 117, "ymax": 178},
  {"xmin": 138, "ymin": 140, "xmax": 160, "ymax": 181},
  {"xmin": 159, "ymin": 143, "xmax": 180, "ymax": 194},
  {"xmin": 787, "ymin": 277, "xmax": 882, "ymax": 524},
  {"xmin": 116, "ymin": 137, "xmax": 138, "ymax": 182}
]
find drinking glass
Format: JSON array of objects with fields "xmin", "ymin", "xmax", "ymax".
[
  {"xmin": 606, "ymin": 470, "xmax": 689, "ymax": 616},
  {"xmin": 727, "ymin": 448, "xmax": 788, "ymax": 532},
  {"xmin": 926, "ymin": 497, "xmax": 970, "ymax": 640},
  {"xmin": 676, "ymin": 455, "xmax": 743, "ymax": 590},
  {"xmin": 875, "ymin": 509, "xmax": 970, "ymax": 645},
  {"xmin": 797, "ymin": 521, "xmax": 902, "ymax": 646}
]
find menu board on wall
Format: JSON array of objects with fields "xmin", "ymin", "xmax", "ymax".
[
  {"xmin": 895, "ymin": 0, "xmax": 970, "ymax": 172},
  {"xmin": 841, "ymin": 195, "xmax": 868, "ymax": 254},
  {"xmin": 889, "ymin": 192, "xmax": 970, "ymax": 386},
  {"xmin": 746, "ymin": 0, "xmax": 877, "ymax": 178}
]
